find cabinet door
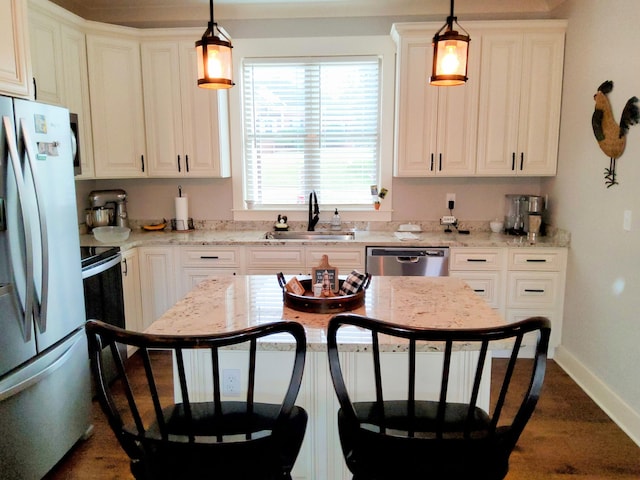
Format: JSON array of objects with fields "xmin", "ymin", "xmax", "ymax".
[
  {"xmin": 87, "ymin": 33, "xmax": 147, "ymax": 178},
  {"xmin": 138, "ymin": 247, "xmax": 177, "ymax": 330},
  {"xmin": 178, "ymin": 41, "xmax": 231, "ymax": 178},
  {"xmin": 60, "ymin": 24, "xmax": 95, "ymax": 178},
  {"xmin": 476, "ymin": 30, "xmax": 564, "ymax": 176},
  {"xmin": 141, "ymin": 40, "xmax": 231, "ymax": 178},
  {"xmin": 28, "ymin": 9, "xmax": 64, "ymax": 105},
  {"xmin": 121, "ymin": 249, "xmax": 143, "ymax": 342},
  {"xmin": 394, "ymin": 37, "xmax": 439, "ymax": 176},
  {"xmin": 141, "ymin": 41, "xmax": 184, "ymax": 177},
  {"xmin": 476, "ymin": 33, "xmax": 523, "ymax": 176},
  {"xmin": 393, "ymin": 29, "xmax": 477, "ymax": 177},
  {"xmin": 0, "ymin": 0, "xmax": 31, "ymax": 97},
  {"xmin": 516, "ymin": 32, "xmax": 564, "ymax": 175}
]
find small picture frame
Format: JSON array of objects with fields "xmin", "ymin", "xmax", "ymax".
[{"xmin": 311, "ymin": 255, "xmax": 339, "ymax": 293}]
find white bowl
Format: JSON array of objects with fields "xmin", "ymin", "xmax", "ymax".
[
  {"xmin": 489, "ymin": 221, "xmax": 504, "ymax": 233},
  {"xmin": 93, "ymin": 226, "xmax": 131, "ymax": 243}
]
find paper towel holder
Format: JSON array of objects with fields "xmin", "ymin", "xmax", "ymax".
[{"xmin": 171, "ymin": 218, "xmax": 194, "ymax": 231}]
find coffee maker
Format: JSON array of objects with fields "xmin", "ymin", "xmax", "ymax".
[
  {"xmin": 504, "ymin": 194, "xmax": 545, "ymax": 239},
  {"xmin": 504, "ymin": 194, "xmax": 528, "ymax": 235},
  {"xmin": 526, "ymin": 195, "xmax": 544, "ymax": 243},
  {"xmin": 86, "ymin": 189, "xmax": 128, "ymax": 229}
]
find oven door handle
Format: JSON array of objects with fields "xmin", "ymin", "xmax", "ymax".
[{"xmin": 82, "ymin": 254, "xmax": 122, "ymax": 279}]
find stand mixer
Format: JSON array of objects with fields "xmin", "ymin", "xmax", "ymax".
[{"xmin": 86, "ymin": 189, "xmax": 128, "ymax": 229}]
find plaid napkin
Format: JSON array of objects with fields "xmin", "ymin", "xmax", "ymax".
[{"xmin": 339, "ymin": 270, "xmax": 367, "ymax": 296}]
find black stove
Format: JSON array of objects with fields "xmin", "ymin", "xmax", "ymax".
[{"xmin": 80, "ymin": 246, "xmax": 121, "ymax": 270}]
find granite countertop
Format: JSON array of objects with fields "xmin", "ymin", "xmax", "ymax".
[
  {"xmin": 145, "ymin": 275, "xmax": 507, "ymax": 352},
  {"xmin": 79, "ymin": 228, "xmax": 570, "ymax": 250}
]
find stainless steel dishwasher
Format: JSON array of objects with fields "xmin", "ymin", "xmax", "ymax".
[{"xmin": 366, "ymin": 247, "xmax": 449, "ymax": 276}]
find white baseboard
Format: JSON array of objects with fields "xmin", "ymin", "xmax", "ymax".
[{"xmin": 554, "ymin": 345, "xmax": 640, "ymax": 447}]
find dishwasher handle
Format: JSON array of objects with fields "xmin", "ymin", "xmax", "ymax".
[{"xmin": 396, "ymin": 256, "xmax": 420, "ymax": 264}]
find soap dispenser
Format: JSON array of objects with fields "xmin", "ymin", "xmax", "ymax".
[{"xmin": 331, "ymin": 208, "xmax": 341, "ymax": 231}]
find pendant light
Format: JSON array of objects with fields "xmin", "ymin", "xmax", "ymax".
[
  {"xmin": 195, "ymin": 0, "xmax": 234, "ymax": 89},
  {"xmin": 430, "ymin": 0, "xmax": 470, "ymax": 86}
]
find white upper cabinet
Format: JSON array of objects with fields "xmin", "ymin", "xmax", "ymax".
[
  {"xmin": 141, "ymin": 39, "xmax": 231, "ymax": 178},
  {"xmin": 60, "ymin": 24, "xmax": 95, "ymax": 178},
  {"xmin": 392, "ymin": 20, "xmax": 565, "ymax": 178},
  {"xmin": 28, "ymin": 1, "xmax": 95, "ymax": 177},
  {"xmin": 0, "ymin": 0, "xmax": 31, "ymax": 98},
  {"xmin": 392, "ymin": 23, "xmax": 479, "ymax": 177},
  {"xmin": 29, "ymin": 8, "xmax": 64, "ymax": 105},
  {"xmin": 476, "ymin": 23, "xmax": 565, "ymax": 176},
  {"xmin": 87, "ymin": 32, "xmax": 148, "ymax": 178}
]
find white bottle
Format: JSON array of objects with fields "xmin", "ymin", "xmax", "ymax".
[{"xmin": 331, "ymin": 208, "xmax": 341, "ymax": 230}]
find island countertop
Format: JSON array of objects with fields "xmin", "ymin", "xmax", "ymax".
[{"xmin": 146, "ymin": 275, "xmax": 506, "ymax": 351}]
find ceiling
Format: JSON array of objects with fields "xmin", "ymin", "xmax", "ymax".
[{"xmin": 47, "ymin": 0, "xmax": 567, "ymax": 28}]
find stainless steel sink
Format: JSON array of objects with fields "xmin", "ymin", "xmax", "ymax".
[{"xmin": 264, "ymin": 230, "xmax": 356, "ymax": 241}]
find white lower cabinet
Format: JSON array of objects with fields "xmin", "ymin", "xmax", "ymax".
[
  {"xmin": 450, "ymin": 246, "xmax": 566, "ymax": 358},
  {"xmin": 449, "ymin": 248, "xmax": 506, "ymax": 311},
  {"xmin": 245, "ymin": 245, "xmax": 365, "ymax": 277},
  {"xmin": 305, "ymin": 247, "xmax": 365, "ymax": 275},
  {"xmin": 177, "ymin": 246, "xmax": 242, "ymax": 297},
  {"xmin": 245, "ymin": 246, "xmax": 306, "ymax": 276},
  {"xmin": 121, "ymin": 249, "xmax": 142, "ymax": 356},
  {"xmin": 505, "ymin": 248, "xmax": 566, "ymax": 357},
  {"xmin": 138, "ymin": 246, "xmax": 178, "ymax": 330}
]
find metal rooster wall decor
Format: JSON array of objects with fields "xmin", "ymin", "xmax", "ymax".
[{"xmin": 592, "ymin": 80, "xmax": 639, "ymax": 187}]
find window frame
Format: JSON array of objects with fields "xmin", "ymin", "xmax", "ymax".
[{"xmin": 229, "ymin": 35, "xmax": 396, "ymax": 222}]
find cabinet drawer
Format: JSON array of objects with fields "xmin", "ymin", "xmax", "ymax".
[
  {"xmin": 246, "ymin": 247, "xmax": 305, "ymax": 268},
  {"xmin": 450, "ymin": 271, "xmax": 503, "ymax": 309},
  {"xmin": 450, "ymin": 248, "xmax": 505, "ymax": 270},
  {"xmin": 179, "ymin": 247, "xmax": 241, "ymax": 267},
  {"xmin": 507, "ymin": 272, "xmax": 560, "ymax": 308},
  {"xmin": 508, "ymin": 248, "xmax": 565, "ymax": 271}
]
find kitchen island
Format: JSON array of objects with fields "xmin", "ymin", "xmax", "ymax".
[{"xmin": 146, "ymin": 275, "xmax": 507, "ymax": 480}]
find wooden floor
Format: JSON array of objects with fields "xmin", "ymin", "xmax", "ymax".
[{"xmin": 44, "ymin": 354, "xmax": 640, "ymax": 480}]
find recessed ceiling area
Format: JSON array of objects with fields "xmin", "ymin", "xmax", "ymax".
[{"xmin": 47, "ymin": 0, "xmax": 567, "ymax": 28}]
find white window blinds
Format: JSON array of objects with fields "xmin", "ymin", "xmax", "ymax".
[{"xmin": 242, "ymin": 57, "xmax": 381, "ymax": 207}]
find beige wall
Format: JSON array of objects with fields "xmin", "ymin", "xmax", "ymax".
[{"xmin": 548, "ymin": 0, "xmax": 640, "ymax": 443}]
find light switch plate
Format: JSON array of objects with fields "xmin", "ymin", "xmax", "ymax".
[{"xmin": 623, "ymin": 210, "xmax": 632, "ymax": 231}]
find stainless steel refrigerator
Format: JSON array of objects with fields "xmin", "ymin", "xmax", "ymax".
[{"xmin": 0, "ymin": 95, "xmax": 91, "ymax": 479}]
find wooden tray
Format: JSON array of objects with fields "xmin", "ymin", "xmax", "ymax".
[{"xmin": 277, "ymin": 273, "xmax": 371, "ymax": 313}]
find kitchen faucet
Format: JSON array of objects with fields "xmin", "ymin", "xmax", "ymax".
[{"xmin": 308, "ymin": 191, "xmax": 320, "ymax": 231}]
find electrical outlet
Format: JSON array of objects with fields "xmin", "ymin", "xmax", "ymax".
[
  {"xmin": 441, "ymin": 215, "xmax": 457, "ymax": 225},
  {"xmin": 446, "ymin": 193, "xmax": 456, "ymax": 209},
  {"xmin": 222, "ymin": 368, "xmax": 241, "ymax": 397}
]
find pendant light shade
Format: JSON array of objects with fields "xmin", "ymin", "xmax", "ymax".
[
  {"xmin": 196, "ymin": 0, "xmax": 234, "ymax": 89},
  {"xmin": 430, "ymin": 0, "xmax": 470, "ymax": 86}
]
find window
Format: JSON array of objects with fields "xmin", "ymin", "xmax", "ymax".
[{"xmin": 242, "ymin": 57, "xmax": 381, "ymax": 208}]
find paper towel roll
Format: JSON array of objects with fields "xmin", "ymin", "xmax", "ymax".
[{"xmin": 175, "ymin": 196, "xmax": 189, "ymax": 231}]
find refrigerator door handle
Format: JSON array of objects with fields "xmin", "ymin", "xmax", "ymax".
[
  {"xmin": 19, "ymin": 119, "xmax": 49, "ymax": 333},
  {"xmin": 0, "ymin": 330, "xmax": 83, "ymax": 402},
  {"xmin": 2, "ymin": 116, "xmax": 34, "ymax": 342}
]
